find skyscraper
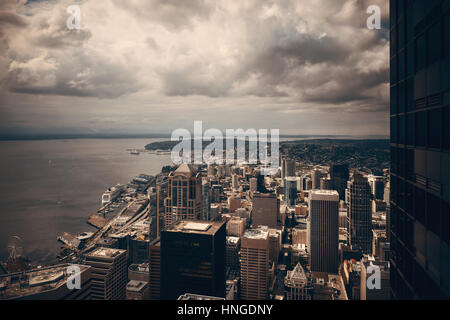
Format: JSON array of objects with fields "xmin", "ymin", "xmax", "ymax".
[
  {"xmin": 311, "ymin": 169, "xmax": 322, "ymax": 190},
  {"xmin": 232, "ymin": 174, "xmax": 239, "ymax": 190},
  {"xmin": 148, "ymin": 238, "xmax": 161, "ymax": 300},
  {"xmin": 308, "ymin": 190, "xmax": 339, "ymax": 274},
  {"xmin": 285, "ymin": 177, "xmax": 298, "ymax": 208},
  {"xmin": 252, "ymin": 192, "xmax": 280, "ymax": 228},
  {"xmin": 240, "ymin": 228, "xmax": 270, "ymax": 300},
  {"xmin": 347, "ymin": 173, "xmax": 372, "ymax": 254},
  {"xmin": 330, "ymin": 164, "xmax": 349, "ymax": 201},
  {"xmin": 390, "ymin": 0, "xmax": 450, "ymax": 299},
  {"xmin": 202, "ymin": 180, "xmax": 211, "ymax": 221},
  {"xmin": 85, "ymin": 247, "xmax": 127, "ymax": 300},
  {"xmin": 161, "ymin": 220, "xmax": 226, "ymax": 299},
  {"xmin": 368, "ymin": 175, "xmax": 385, "ymax": 200},
  {"xmin": 284, "ymin": 158, "xmax": 296, "ymax": 178},
  {"xmin": 164, "ymin": 163, "xmax": 203, "ymax": 227}
]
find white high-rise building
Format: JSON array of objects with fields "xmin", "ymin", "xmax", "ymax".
[{"xmin": 308, "ymin": 190, "xmax": 339, "ymax": 274}]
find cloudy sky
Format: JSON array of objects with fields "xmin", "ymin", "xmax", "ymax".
[{"xmin": 0, "ymin": 0, "xmax": 389, "ymax": 137}]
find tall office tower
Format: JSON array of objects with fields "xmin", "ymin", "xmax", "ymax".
[
  {"xmin": 161, "ymin": 220, "xmax": 226, "ymax": 299},
  {"xmin": 202, "ymin": 180, "xmax": 211, "ymax": 221},
  {"xmin": 207, "ymin": 164, "xmax": 215, "ymax": 177},
  {"xmin": 252, "ymin": 192, "xmax": 280, "ymax": 228},
  {"xmin": 347, "ymin": 173, "xmax": 373, "ymax": 254},
  {"xmin": 85, "ymin": 247, "xmax": 127, "ymax": 300},
  {"xmin": 0, "ymin": 264, "xmax": 91, "ymax": 300},
  {"xmin": 255, "ymin": 170, "xmax": 266, "ymax": 193},
  {"xmin": 320, "ymin": 177, "xmax": 332, "ymax": 190},
  {"xmin": 249, "ymin": 177, "xmax": 257, "ymax": 192},
  {"xmin": 390, "ymin": 0, "xmax": 450, "ymax": 299},
  {"xmin": 384, "ymin": 181, "xmax": 391, "ymax": 243},
  {"xmin": 311, "ymin": 169, "xmax": 321, "ymax": 190},
  {"xmin": 281, "ymin": 155, "xmax": 286, "ymax": 178},
  {"xmin": 368, "ymin": 175, "xmax": 385, "ymax": 200},
  {"xmin": 148, "ymin": 239, "xmax": 161, "ymax": 300},
  {"xmin": 225, "ymin": 164, "xmax": 231, "ymax": 177},
  {"xmin": 284, "ymin": 158, "xmax": 296, "ymax": 177},
  {"xmin": 308, "ymin": 190, "xmax": 339, "ymax": 274},
  {"xmin": 285, "ymin": 177, "xmax": 298, "ymax": 208},
  {"xmin": 232, "ymin": 174, "xmax": 239, "ymax": 189},
  {"xmin": 299, "ymin": 174, "xmax": 310, "ymax": 191},
  {"xmin": 240, "ymin": 228, "xmax": 270, "ymax": 300},
  {"xmin": 226, "ymin": 236, "xmax": 241, "ymax": 271},
  {"xmin": 268, "ymin": 228, "xmax": 282, "ymax": 265},
  {"xmin": 164, "ymin": 163, "xmax": 203, "ymax": 227},
  {"xmin": 330, "ymin": 164, "xmax": 349, "ymax": 201},
  {"xmin": 217, "ymin": 164, "xmax": 226, "ymax": 178}
]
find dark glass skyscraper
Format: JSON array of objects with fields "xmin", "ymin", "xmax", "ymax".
[
  {"xmin": 330, "ymin": 164, "xmax": 349, "ymax": 201},
  {"xmin": 160, "ymin": 220, "xmax": 226, "ymax": 299},
  {"xmin": 390, "ymin": 0, "xmax": 450, "ymax": 299}
]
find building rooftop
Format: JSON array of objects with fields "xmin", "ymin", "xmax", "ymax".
[
  {"xmin": 226, "ymin": 236, "xmax": 240, "ymax": 245},
  {"xmin": 173, "ymin": 163, "xmax": 198, "ymax": 177},
  {"xmin": 88, "ymin": 247, "xmax": 126, "ymax": 258},
  {"xmin": 166, "ymin": 220, "xmax": 224, "ymax": 235},
  {"xmin": 129, "ymin": 263, "xmax": 149, "ymax": 273},
  {"xmin": 0, "ymin": 264, "xmax": 90, "ymax": 300},
  {"xmin": 126, "ymin": 280, "xmax": 148, "ymax": 292},
  {"xmin": 309, "ymin": 189, "xmax": 339, "ymax": 201},
  {"xmin": 177, "ymin": 293, "xmax": 225, "ymax": 300},
  {"xmin": 243, "ymin": 228, "xmax": 269, "ymax": 240},
  {"xmin": 284, "ymin": 263, "xmax": 310, "ymax": 288}
]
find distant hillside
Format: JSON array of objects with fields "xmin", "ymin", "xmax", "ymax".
[{"xmin": 145, "ymin": 138, "xmax": 390, "ymax": 174}]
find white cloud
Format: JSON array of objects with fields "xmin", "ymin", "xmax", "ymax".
[{"xmin": 0, "ymin": 0, "xmax": 390, "ymax": 136}]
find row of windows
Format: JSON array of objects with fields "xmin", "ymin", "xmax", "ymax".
[
  {"xmin": 391, "ymin": 3, "xmax": 450, "ymax": 84},
  {"xmin": 390, "ymin": 234, "xmax": 446, "ymax": 299},
  {"xmin": 390, "ymin": 175, "xmax": 450, "ymax": 245},
  {"xmin": 391, "ymin": 105, "xmax": 450, "ymax": 149}
]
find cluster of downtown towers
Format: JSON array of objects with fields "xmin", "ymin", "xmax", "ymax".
[{"xmin": 159, "ymin": 0, "xmax": 450, "ymax": 300}]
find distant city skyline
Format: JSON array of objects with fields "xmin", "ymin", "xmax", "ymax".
[{"xmin": 0, "ymin": 0, "xmax": 389, "ymax": 136}]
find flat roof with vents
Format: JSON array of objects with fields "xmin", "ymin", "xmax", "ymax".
[
  {"xmin": 166, "ymin": 220, "xmax": 225, "ymax": 235},
  {"xmin": 183, "ymin": 222, "xmax": 211, "ymax": 232}
]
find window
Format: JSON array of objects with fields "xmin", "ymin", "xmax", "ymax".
[
  {"xmin": 414, "ymin": 187, "xmax": 426, "ymax": 225},
  {"xmin": 399, "ymin": 115, "xmax": 406, "ymax": 144},
  {"xmin": 427, "ymin": 22, "xmax": 441, "ymax": 65},
  {"xmin": 406, "ymin": 44, "xmax": 415, "ymax": 79},
  {"xmin": 407, "ymin": 113, "xmax": 414, "ymax": 145},
  {"xmin": 444, "ymin": 106, "xmax": 450, "ymax": 150},
  {"xmin": 391, "ymin": 85, "xmax": 398, "ymax": 114},
  {"xmin": 426, "ymin": 193, "xmax": 440, "ymax": 236},
  {"xmin": 415, "ymin": 34, "xmax": 426, "ymax": 72},
  {"xmin": 406, "ymin": 77, "xmax": 414, "ymax": 111},
  {"xmin": 391, "ymin": 57, "xmax": 398, "ymax": 85},
  {"xmin": 399, "ymin": 81, "xmax": 406, "ymax": 113},
  {"xmin": 444, "ymin": 12, "xmax": 450, "ymax": 57},
  {"xmin": 415, "ymin": 111, "xmax": 427, "ymax": 147},
  {"xmin": 399, "ymin": 18, "xmax": 406, "ymax": 51},
  {"xmin": 391, "ymin": 117, "xmax": 398, "ymax": 143},
  {"xmin": 428, "ymin": 108, "xmax": 442, "ymax": 148}
]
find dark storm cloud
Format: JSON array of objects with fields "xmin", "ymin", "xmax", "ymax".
[
  {"xmin": 0, "ymin": 0, "xmax": 390, "ymax": 136},
  {"xmin": 0, "ymin": 11, "xmax": 27, "ymax": 28},
  {"xmin": 7, "ymin": 50, "xmax": 142, "ymax": 98}
]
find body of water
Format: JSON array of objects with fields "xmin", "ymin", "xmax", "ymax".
[{"xmin": 0, "ymin": 138, "xmax": 171, "ymax": 264}]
